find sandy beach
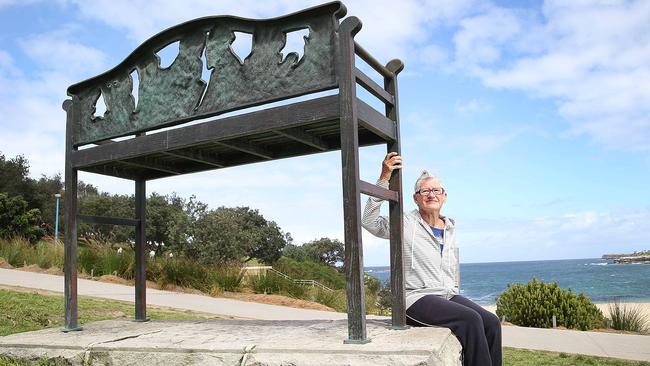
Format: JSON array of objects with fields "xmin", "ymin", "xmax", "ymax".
[{"xmin": 482, "ymin": 302, "xmax": 650, "ymax": 322}]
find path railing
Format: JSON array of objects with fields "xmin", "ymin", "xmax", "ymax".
[{"xmin": 242, "ymin": 266, "xmax": 334, "ymax": 292}]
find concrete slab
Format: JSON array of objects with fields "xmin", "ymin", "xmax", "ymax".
[{"xmin": 0, "ymin": 319, "xmax": 462, "ymax": 366}]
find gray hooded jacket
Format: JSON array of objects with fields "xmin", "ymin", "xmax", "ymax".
[{"xmin": 361, "ymin": 180, "xmax": 460, "ymax": 309}]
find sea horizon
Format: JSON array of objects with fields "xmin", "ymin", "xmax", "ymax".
[
  {"xmin": 366, "ymin": 256, "xmax": 612, "ymax": 268},
  {"xmin": 365, "ymin": 257, "xmax": 650, "ymax": 305}
]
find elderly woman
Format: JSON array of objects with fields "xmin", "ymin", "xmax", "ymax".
[{"xmin": 362, "ymin": 152, "xmax": 502, "ymax": 366}]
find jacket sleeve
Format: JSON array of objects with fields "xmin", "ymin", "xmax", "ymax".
[{"xmin": 361, "ymin": 179, "xmax": 390, "ymax": 239}]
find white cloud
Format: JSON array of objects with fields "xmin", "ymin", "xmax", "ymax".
[
  {"xmin": 460, "ymin": 207, "xmax": 650, "ymax": 262},
  {"xmin": 19, "ymin": 33, "xmax": 107, "ymax": 76},
  {"xmin": 67, "ymin": 0, "xmax": 477, "ymax": 66},
  {"xmin": 404, "ymin": 112, "xmax": 542, "ymax": 154},
  {"xmin": 0, "ymin": 49, "xmax": 15, "ymax": 71},
  {"xmin": 418, "ymin": 44, "xmax": 448, "ymax": 67},
  {"xmin": 454, "ymin": 6, "xmax": 525, "ymax": 67},
  {"xmin": 0, "ymin": 30, "xmax": 108, "ymax": 177},
  {"xmin": 455, "ymin": 98, "xmax": 490, "ymax": 114},
  {"xmin": 69, "ymin": 0, "xmax": 323, "ymax": 42},
  {"xmin": 452, "ymin": 0, "xmax": 650, "ymax": 152}
]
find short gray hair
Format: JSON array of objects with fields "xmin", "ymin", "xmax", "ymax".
[{"xmin": 414, "ymin": 170, "xmax": 444, "ymax": 193}]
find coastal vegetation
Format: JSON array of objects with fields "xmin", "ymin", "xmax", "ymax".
[
  {"xmin": 0, "ymin": 237, "xmax": 387, "ymax": 314},
  {"xmin": 608, "ymin": 301, "xmax": 649, "ymax": 333},
  {"xmin": 496, "ymin": 278, "xmax": 606, "ymax": 330}
]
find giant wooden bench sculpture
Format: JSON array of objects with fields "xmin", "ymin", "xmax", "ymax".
[{"xmin": 63, "ymin": 1, "xmax": 405, "ymax": 343}]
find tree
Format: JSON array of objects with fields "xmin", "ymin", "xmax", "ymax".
[
  {"xmin": 146, "ymin": 193, "xmax": 190, "ymax": 255},
  {"xmin": 77, "ymin": 181, "xmax": 99, "ymax": 198},
  {"xmin": 0, "ymin": 153, "xmax": 37, "ymax": 207},
  {"xmin": 0, "ymin": 152, "xmax": 66, "ymax": 236},
  {"xmin": 248, "ymin": 221, "xmax": 292, "ymax": 264},
  {"xmin": 283, "ymin": 243, "xmax": 308, "ymax": 261},
  {"xmin": 78, "ymin": 192, "xmax": 134, "ymax": 243},
  {"xmin": 302, "ymin": 237, "xmax": 345, "ymax": 267},
  {"xmin": 187, "ymin": 206, "xmax": 289, "ymax": 264},
  {"xmin": 0, "ymin": 193, "xmax": 45, "ymax": 243},
  {"xmin": 32, "ymin": 173, "xmax": 64, "ymax": 233}
]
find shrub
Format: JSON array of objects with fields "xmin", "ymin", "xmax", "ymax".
[
  {"xmin": 152, "ymin": 257, "xmax": 210, "ymax": 292},
  {"xmin": 496, "ymin": 278, "xmax": 605, "ymax": 330},
  {"xmin": 608, "ymin": 301, "xmax": 649, "ymax": 333},
  {"xmin": 248, "ymin": 272, "xmax": 306, "ymax": 298},
  {"xmin": 78, "ymin": 245, "xmax": 101, "ymax": 275},
  {"xmin": 34, "ymin": 241, "xmax": 64, "ymax": 269},
  {"xmin": 274, "ymin": 256, "xmax": 345, "ymax": 290},
  {"xmin": 0, "ymin": 238, "xmax": 63, "ymax": 269},
  {"xmin": 101, "ymin": 247, "xmax": 134, "ymax": 278},
  {"xmin": 78, "ymin": 242, "xmax": 133, "ymax": 278},
  {"xmin": 283, "ymin": 280, "xmax": 307, "ymax": 298},
  {"xmin": 249, "ymin": 273, "xmax": 285, "ymax": 294},
  {"xmin": 0, "ymin": 237, "xmax": 30, "ymax": 267},
  {"xmin": 310, "ymin": 288, "xmax": 346, "ymax": 312},
  {"xmin": 376, "ymin": 281, "xmax": 393, "ymax": 316},
  {"xmin": 0, "ymin": 193, "xmax": 45, "ymax": 243},
  {"xmin": 207, "ymin": 262, "xmax": 244, "ymax": 292}
]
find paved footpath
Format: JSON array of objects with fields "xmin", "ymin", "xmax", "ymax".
[{"xmin": 1, "ymin": 268, "xmax": 649, "ymax": 362}]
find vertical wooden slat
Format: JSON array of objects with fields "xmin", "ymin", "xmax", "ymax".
[
  {"xmin": 338, "ymin": 16, "xmax": 368, "ymax": 344},
  {"xmin": 134, "ymin": 178, "xmax": 148, "ymax": 321},
  {"xmin": 63, "ymin": 99, "xmax": 82, "ymax": 332},
  {"xmin": 385, "ymin": 59, "xmax": 406, "ymax": 329}
]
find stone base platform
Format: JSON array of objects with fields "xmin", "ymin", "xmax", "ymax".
[{"xmin": 1, "ymin": 319, "xmax": 461, "ymax": 365}]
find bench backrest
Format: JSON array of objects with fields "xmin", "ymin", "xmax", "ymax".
[{"xmin": 67, "ymin": 2, "xmax": 346, "ymax": 146}]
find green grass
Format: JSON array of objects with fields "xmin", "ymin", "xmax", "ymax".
[
  {"xmin": 0, "ymin": 288, "xmax": 222, "ymax": 337},
  {"xmin": 0, "ymin": 354, "xmax": 71, "ymax": 366},
  {"xmin": 504, "ymin": 348, "xmax": 650, "ymax": 366}
]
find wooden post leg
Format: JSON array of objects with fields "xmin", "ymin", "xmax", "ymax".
[
  {"xmin": 134, "ymin": 178, "xmax": 149, "ymax": 321},
  {"xmin": 63, "ymin": 99, "xmax": 82, "ymax": 332},
  {"xmin": 338, "ymin": 16, "xmax": 368, "ymax": 344},
  {"xmin": 385, "ymin": 59, "xmax": 406, "ymax": 329},
  {"xmin": 63, "ymin": 166, "xmax": 81, "ymax": 332},
  {"xmin": 341, "ymin": 133, "xmax": 367, "ymax": 343}
]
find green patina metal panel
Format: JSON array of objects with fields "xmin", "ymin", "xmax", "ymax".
[{"xmin": 67, "ymin": 2, "xmax": 346, "ymax": 146}]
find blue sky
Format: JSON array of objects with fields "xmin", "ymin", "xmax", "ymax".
[{"xmin": 1, "ymin": 0, "xmax": 649, "ymax": 265}]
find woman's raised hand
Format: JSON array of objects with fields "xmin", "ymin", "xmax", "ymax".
[{"xmin": 380, "ymin": 152, "xmax": 402, "ymax": 181}]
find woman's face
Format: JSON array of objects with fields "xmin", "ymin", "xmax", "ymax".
[{"xmin": 413, "ymin": 178, "xmax": 446, "ymax": 213}]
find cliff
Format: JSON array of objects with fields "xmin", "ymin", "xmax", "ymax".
[{"xmin": 602, "ymin": 250, "xmax": 650, "ymax": 264}]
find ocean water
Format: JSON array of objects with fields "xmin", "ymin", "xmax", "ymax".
[{"xmin": 365, "ymin": 258, "xmax": 650, "ymax": 305}]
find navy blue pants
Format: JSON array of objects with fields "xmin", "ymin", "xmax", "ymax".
[{"xmin": 406, "ymin": 295, "xmax": 502, "ymax": 366}]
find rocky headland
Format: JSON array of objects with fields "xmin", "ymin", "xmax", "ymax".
[{"xmin": 602, "ymin": 250, "xmax": 650, "ymax": 264}]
